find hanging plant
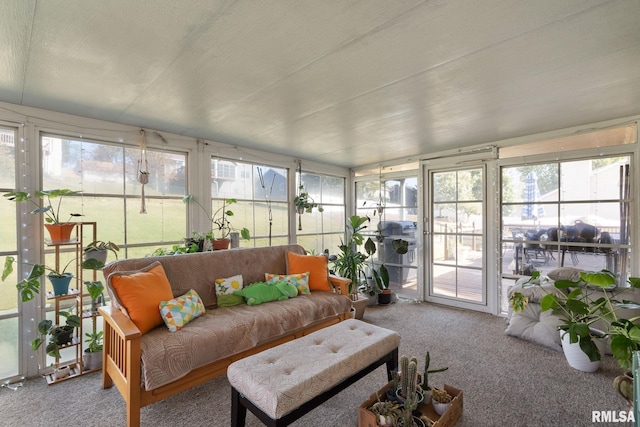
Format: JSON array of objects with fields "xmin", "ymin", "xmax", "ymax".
[
  {"xmin": 294, "ymin": 159, "xmax": 323, "ymax": 231},
  {"xmin": 294, "ymin": 185, "xmax": 323, "ymax": 214}
]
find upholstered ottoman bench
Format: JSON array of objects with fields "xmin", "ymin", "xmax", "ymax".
[{"xmin": 228, "ymin": 319, "xmax": 400, "ymax": 427}]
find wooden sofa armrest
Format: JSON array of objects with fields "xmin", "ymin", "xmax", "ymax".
[
  {"xmin": 329, "ymin": 274, "xmax": 351, "ymax": 296},
  {"xmin": 100, "ymin": 305, "xmax": 142, "ymax": 339},
  {"xmin": 99, "ymin": 306, "xmax": 143, "ymax": 425}
]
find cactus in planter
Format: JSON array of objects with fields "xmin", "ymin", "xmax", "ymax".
[
  {"xmin": 398, "ymin": 355, "xmax": 420, "ymax": 401},
  {"xmin": 401, "ymin": 392, "xmax": 420, "ymax": 427},
  {"xmin": 421, "ymin": 351, "xmax": 448, "ymax": 392}
]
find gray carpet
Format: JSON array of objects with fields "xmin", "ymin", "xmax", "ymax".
[{"xmin": 0, "ymin": 300, "xmax": 631, "ymax": 426}]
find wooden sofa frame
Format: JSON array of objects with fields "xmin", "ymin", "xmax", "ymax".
[{"xmin": 99, "ymin": 277, "xmax": 351, "ymax": 427}]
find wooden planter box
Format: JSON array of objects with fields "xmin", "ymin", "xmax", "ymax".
[{"xmin": 359, "ymin": 382, "xmax": 463, "ymax": 427}]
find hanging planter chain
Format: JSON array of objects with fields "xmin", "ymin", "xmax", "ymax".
[{"xmin": 137, "ymin": 129, "xmax": 149, "ymax": 214}]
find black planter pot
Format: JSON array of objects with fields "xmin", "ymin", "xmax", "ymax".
[
  {"xmin": 378, "ymin": 290, "xmax": 392, "ymax": 305},
  {"xmin": 52, "ymin": 326, "xmax": 74, "ymax": 345},
  {"xmin": 185, "ymin": 238, "xmax": 205, "ymax": 252}
]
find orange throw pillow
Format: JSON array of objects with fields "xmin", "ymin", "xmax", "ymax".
[
  {"xmin": 286, "ymin": 252, "xmax": 331, "ymax": 292},
  {"xmin": 108, "ymin": 262, "xmax": 174, "ymax": 334}
]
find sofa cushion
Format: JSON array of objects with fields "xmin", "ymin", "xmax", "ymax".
[
  {"xmin": 286, "ymin": 252, "xmax": 331, "ymax": 291},
  {"xmin": 138, "ymin": 291, "xmax": 352, "ymax": 391},
  {"xmin": 215, "ymin": 275, "xmax": 245, "ymax": 307},
  {"xmin": 265, "ymin": 272, "xmax": 310, "ymax": 295},
  {"xmin": 505, "ymin": 302, "xmax": 562, "ymax": 351},
  {"xmin": 107, "ymin": 262, "xmax": 174, "ymax": 334},
  {"xmin": 159, "ymin": 289, "xmax": 206, "ymax": 332},
  {"xmin": 547, "ymin": 267, "xmax": 582, "ymax": 282}
]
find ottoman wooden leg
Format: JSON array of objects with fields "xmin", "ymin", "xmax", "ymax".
[
  {"xmin": 231, "ymin": 387, "xmax": 247, "ymax": 427},
  {"xmin": 386, "ymin": 348, "xmax": 399, "ymax": 381}
]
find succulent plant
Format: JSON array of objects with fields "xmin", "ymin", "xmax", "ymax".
[
  {"xmin": 431, "ymin": 387, "xmax": 452, "ymax": 404},
  {"xmin": 368, "ymin": 400, "xmax": 401, "ymax": 426}
]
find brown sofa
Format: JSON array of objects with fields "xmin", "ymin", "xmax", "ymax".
[{"xmin": 99, "ymin": 244, "xmax": 352, "ymax": 427}]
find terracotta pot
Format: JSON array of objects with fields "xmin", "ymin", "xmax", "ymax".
[
  {"xmin": 211, "ymin": 239, "xmax": 231, "ymax": 250},
  {"xmin": 45, "ymin": 223, "xmax": 76, "ymax": 244}
]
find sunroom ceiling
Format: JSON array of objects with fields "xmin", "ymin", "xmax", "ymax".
[{"xmin": 2, "ymin": 0, "xmax": 640, "ymax": 168}]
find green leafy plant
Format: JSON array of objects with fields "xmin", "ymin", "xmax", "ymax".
[
  {"xmin": 150, "ymin": 243, "xmax": 199, "ymax": 256},
  {"xmin": 84, "ymin": 240, "xmax": 119, "ymax": 259},
  {"xmin": 365, "ymin": 237, "xmax": 410, "ymax": 295},
  {"xmin": 85, "ymin": 280, "xmax": 105, "ymax": 314},
  {"xmin": 84, "ymin": 330, "xmax": 103, "ymax": 353},
  {"xmin": 511, "ymin": 270, "xmax": 640, "ymax": 365},
  {"xmin": 33, "ymin": 310, "xmax": 81, "ymax": 359},
  {"xmin": 332, "ymin": 215, "xmax": 370, "ymax": 294},
  {"xmin": 2, "ymin": 255, "xmax": 104, "ymax": 302},
  {"xmin": 4, "ymin": 189, "xmax": 82, "ymax": 224},
  {"xmin": 182, "ymin": 195, "xmax": 250, "ymax": 241},
  {"xmin": 293, "ymin": 185, "xmax": 324, "ymax": 214}
]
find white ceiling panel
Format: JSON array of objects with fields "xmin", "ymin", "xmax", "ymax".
[{"xmin": 1, "ymin": 0, "xmax": 639, "ymax": 167}]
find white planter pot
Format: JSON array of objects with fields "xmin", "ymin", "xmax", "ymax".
[
  {"xmin": 433, "ymin": 401, "xmax": 451, "ymax": 415},
  {"xmin": 560, "ymin": 329, "xmax": 606, "ymax": 373},
  {"xmin": 54, "ymin": 365, "xmax": 70, "ymax": 380},
  {"xmin": 84, "ymin": 248, "xmax": 108, "ymax": 265}
]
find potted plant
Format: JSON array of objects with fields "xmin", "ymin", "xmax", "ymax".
[
  {"xmin": 83, "ymin": 330, "xmax": 103, "ymax": 371},
  {"xmin": 395, "ymin": 355, "xmax": 424, "ymax": 405},
  {"xmin": 420, "ymin": 351, "xmax": 449, "ymax": 404},
  {"xmin": 2, "ymin": 255, "xmax": 76, "ymax": 298},
  {"xmin": 182, "ymin": 195, "xmax": 250, "ymax": 250},
  {"xmin": 365, "ymin": 237, "xmax": 409, "ymax": 305},
  {"xmin": 46, "ymin": 259, "xmax": 76, "ymax": 296},
  {"xmin": 2, "ymin": 255, "xmax": 103, "ymax": 301},
  {"xmin": 331, "ymin": 215, "xmax": 371, "ymax": 318},
  {"xmin": 4, "ymin": 189, "xmax": 82, "ymax": 243},
  {"xmin": 83, "ymin": 240, "xmax": 119, "ymax": 264},
  {"xmin": 394, "ymin": 355, "xmax": 428, "ymax": 427},
  {"xmin": 184, "ymin": 231, "xmax": 208, "ymax": 252},
  {"xmin": 85, "ymin": 280, "xmax": 105, "ymax": 315},
  {"xmin": 32, "ymin": 310, "xmax": 81, "ymax": 359},
  {"xmin": 431, "ymin": 387, "xmax": 453, "ymax": 415},
  {"xmin": 293, "ymin": 185, "xmax": 323, "ymax": 215},
  {"xmin": 367, "ymin": 399, "xmax": 402, "ymax": 427},
  {"xmin": 332, "ymin": 215, "xmax": 370, "ymax": 293},
  {"xmin": 510, "ymin": 270, "xmax": 640, "ymax": 372},
  {"xmin": 293, "ymin": 184, "xmax": 324, "ymax": 231}
]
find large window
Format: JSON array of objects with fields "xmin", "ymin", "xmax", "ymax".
[
  {"xmin": 355, "ymin": 173, "xmax": 418, "ymax": 298},
  {"xmin": 207, "ymin": 159, "xmax": 345, "ymax": 253},
  {"xmin": 296, "ymin": 172, "xmax": 345, "ymax": 255},
  {"xmin": 500, "ymin": 156, "xmax": 632, "ymax": 312},
  {"xmin": 0, "ymin": 126, "xmax": 19, "ymax": 380},
  {"xmin": 41, "ymin": 134, "xmax": 187, "ymax": 259},
  {"xmin": 210, "ymin": 158, "xmax": 289, "ymax": 248}
]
